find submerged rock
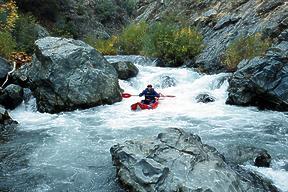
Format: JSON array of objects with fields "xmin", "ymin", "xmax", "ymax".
[
  {"xmin": 225, "ymin": 146, "xmax": 271, "ymax": 167},
  {"xmin": 13, "ymin": 37, "xmax": 122, "ymax": 113},
  {"xmin": 196, "ymin": 93, "xmax": 215, "ymax": 103},
  {"xmin": 254, "ymin": 153, "xmax": 271, "ymax": 168},
  {"xmin": 110, "ymin": 128, "xmax": 278, "ymax": 192},
  {"xmin": 111, "ymin": 61, "xmax": 139, "ymax": 80},
  {"xmin": 226, "ymin": 41, "xmax": 288, "ymax": 111}
]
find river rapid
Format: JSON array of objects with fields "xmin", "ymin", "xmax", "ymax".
[{"xmin": 1, "ymin": 56, "xmax": 288, "ymax": 192}]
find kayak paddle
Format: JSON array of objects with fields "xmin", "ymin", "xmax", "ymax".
[{"xmin": 122, "ymin": 93, "xmax": 175, "ymax": 98}]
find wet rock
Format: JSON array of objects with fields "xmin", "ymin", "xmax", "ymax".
[
  {"xmin": 196, "ymin": 93, "xmax": 215, "ymax": 103},
  {"xmin": 254, "ymin": 153, "xmax": 271, "ymax": 167},
  {"xmin": 156, "ymin": 75, "xmax": 177, "ymax": 88},
  {"xmin": 13, "ymin": 37, "xmax": 122, "ymax": 113},
  {"xmin": 111, "ymin": 61, "xmax": 139, "ymax": 80},
  {"xmin": 111, "ymin": 128, "xmax": 278, "ymax": 192},
  {"xmin": 0, "ymin": 106, "xmax": 18, "ymax": 143},
  {"xmin": 226, "ymin": 41, "xmax": 288, "ymax": 111},
  {"xmin": 0, "ymin": 84, "xmax": 24, "ymax": 110},
  {"xmin": 225, "ymin": 146, "xmax": 271, "ymax": 166},
  {"xmin": 0, "ymin": 57, "xmax": 11, "ymax": 86}
]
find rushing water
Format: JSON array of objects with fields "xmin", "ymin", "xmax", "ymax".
[{"xmin": 1, "ymin": 55, "xmax": 288, "ymax": 192}]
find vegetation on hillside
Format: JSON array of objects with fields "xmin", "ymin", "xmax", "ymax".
[
  {"xmin": 0, "ymin": 0, "xmax": 34, "ymax": 63},
  {"xmin": 223, "ymin": 33, "xmax": 271, "ymax": 71},
  {"xmin": 89, "ymin": 21, "xmax": 204, "ymax": 66}
]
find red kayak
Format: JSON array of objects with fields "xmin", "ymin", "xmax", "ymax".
[{"xmin": 131, "ymin": 99, "xmax": 159, "ymax": 111}]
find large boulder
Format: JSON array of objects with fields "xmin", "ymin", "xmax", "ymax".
[
  {"xmin": 111, "ymin": 61, "xmax": 139, "ymax": 80},
  {"xmin": 226, "ymin": 41, "xmax": 288, "ymax": 111},
  {"xmin": 110, "ymin": 128, "xmax": 278, "ymax": 192},
  {"xmin": 0, "ymin": 84, "xmax": 24, "ymax": 110},
  {"xmin": 14, "ymin": 37, "xmax": 122, "ymax": 113}
]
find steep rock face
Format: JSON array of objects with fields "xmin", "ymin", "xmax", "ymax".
[
  {"xmin": 13, "ymin": 37, "xmax": 122, "ymax": 113},
  {"xmin": 110, "ymin": 128, "xmax": 278, "ymax": 192},
  {"xmin": 16, "ymin": 0, "xmax": 132, "ymax": 39},
  {"xmin": 226, "ymin": 41, "xmax": 288, "ymax": 110},
  {"xmin": 136, "ymin": 0, "xmax": 287, "ymax": 73}
]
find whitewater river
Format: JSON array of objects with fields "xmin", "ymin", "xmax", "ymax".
[{"xmin": 1, "ymin": 56, "xmax": 288, "ymax": 192}]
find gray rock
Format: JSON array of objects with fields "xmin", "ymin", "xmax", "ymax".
[
  {"xmin": 0, "ymin": 106, "xmax": 18, "ymax": 142},
  {"xmin": 225, "ymin": 146, "xmax": 271, "ymax": 166},
  {"xmin": 196, "ymin": 93, "xmax": 215, "ymax": 103},
  {"xmin": 214, "ymin": 14, "xmax": 241, "ymax": 30},
  {"xmin": 255, "ymin": 153, "xmax": 271, "ymax": 167},
  {"xmin": 159, "ymin": 75, "xmax": 177, "ymax": 88},
  {"xmin": 226, "ymin": 41, "xmax": 288, "ymax": 111},
  {"xmin": 14, "ymin": 37, "xmax": 122, "ymax": 113},
  {"xmin": 0, "ymin": 84, "xmax": 24, "ymax": 110},
  {"xmin": 202, "ymin": 9, "xmax": 217, "ymax": 18},
  {"xmin": 111, "ymin": 61, "xmax": 139, "ymax": 80},
  {"xmin": 111, "ymin": 128, "xmax": 278, "ymax": 192}
]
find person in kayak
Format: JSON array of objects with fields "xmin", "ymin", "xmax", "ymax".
[{"xmin": 139, "ymin": 84, "xmax": 160, "ymax": 104}]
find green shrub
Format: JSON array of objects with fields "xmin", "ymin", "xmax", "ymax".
[
  {"xmin": 223, "ymin": 33, "xmax": 271, "ymax": 71},
  {"xmin": 117, "ymin": 22, "xmax": 148, "ymax": 54},
  {"xmin": 12, "ymin": 13, "xmax": 37, "ymax": 54},
  {"xmin": 0, "ymin": 30, "xmax": 16, "ymax": 58},
  {"xmin": 142, "ymin": 22, "xmax": 204, "ymax": 65}
]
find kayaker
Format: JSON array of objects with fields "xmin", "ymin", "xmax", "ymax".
[{"xmin": 139, "ymin": 84, "xmax": 160, "ymax": 104}]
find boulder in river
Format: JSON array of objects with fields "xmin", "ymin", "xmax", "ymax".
[
  {"xmin": 225, "ymin": 146, "xmax": 271, "ymax": 167},
  {"xmin": 13, "ymin": 37, "xmax": 122, "ymax": 113},
  {"xmin": 226, "ymin": 41, "xmax": 288, "ymax": 111},
  {"xmin": 110, "ymin": 128, "xmax": 278, "ymax": 192},
  {"xmin": 111, "ymin": 61, "xmax": 139, "ymax": 80},
  {"xmin": 0, "ymin": 84, "xmax": 24, "ymax": 110},
  {"xmin": 196, "ymin": 93, "xmax": 215, "ymax": 103}
]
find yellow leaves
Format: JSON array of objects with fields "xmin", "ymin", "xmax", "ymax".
[
  {"xmin": 0, "ymin": 0, "xmax": 18, "ymax": 31},
  {"xmin": 95, "ymin": 36, "xmax": 118, "ymax": 55}
]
